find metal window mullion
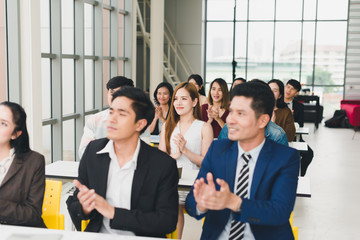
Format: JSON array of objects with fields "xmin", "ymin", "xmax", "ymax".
[
  {"xmin": 50, "ymin": 0, "xmax": 63, "ymax": 163},
  {"xmin": 311, "ymin": 0, "xmax": 319, "ymax": 91},
  {"xmin": 42, "ymin": 53, "xmax": 57, "ymax": 58},
  {"xmin": 74, "ymin": 0, "xmax": 85, "ymax": 162},
  {"xmin": 6, "ymin": 0, "xmax": 21, "ymax": 103},
  {"xmin": 299, "ymin": 0, "xmax": 305, "ymax": 83},
  {"xmin": 271, "ymin": 0, "xmax": 277, "ymax": 79},
  {"xmin": 94, "ymin": 0, "xmax": 103, "ymax": 110},
  {"xmin": 245, "ymin": 0, "xmax": 250, "ymax": 80},
  {"xmin": 110, "ymin": 1, "xmax": 118, "ymax": 77}
]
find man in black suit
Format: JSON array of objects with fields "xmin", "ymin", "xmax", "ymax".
[
  {"xmin": 285, "ymin": 79, "xmax": 314, "ymax": 176},
  {"xmin": 67, "ymin": 87, "xmax": 178, "ymax": 237}
]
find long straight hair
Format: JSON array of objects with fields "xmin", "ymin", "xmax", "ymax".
[
  {"xmin": 0, "ymin": 101, "xmax": 30, "ymax": 155},
  {"xmin": 207, "ymin": 78, "xmax": 230, "ymax": 110},
  {"xmin": 164, "ymin": 82, "xmax": 201, "ymax": 154},
  {"xmin": 268, "ymin": 79, "xmax": 287, "ymax": 109}
]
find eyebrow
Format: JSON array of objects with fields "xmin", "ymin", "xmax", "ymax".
[{"xmin": 109, "ymin": 107, "xmax": 130, "ymax": 114}]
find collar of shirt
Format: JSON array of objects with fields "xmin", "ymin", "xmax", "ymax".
[
  {"xmin": 96, "ymin": 138, "xmax": 141, "ymax": 170},
  {"xmin": 237, "ymin": 139, "xmax": 266, "ymax": 169},
  {"xmin": 0, "ymin": 148, "xmax": 15, "ymax": 164}
]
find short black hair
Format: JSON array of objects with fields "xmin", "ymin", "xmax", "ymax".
[
  {"xmin": 106, "ymin": 76, "xmax": 134, "ymax": 90},
  {"xmin": 112, "ymin": 87, "xmax": 155, "ymax": 134},
  {"xmin": 153, "ymin": 82, "xmax": 174, "ymax": 106},
  {"xmin": 286, "ymin": 79, "xmax": 301, "ymax": 92},
  {"xmin": 188, "ymin": 74, "xmax": 206, "ymax": 96},
  {"xmin": 231, "ymin": 80, "xmax": 275, "ymax": 119},
  {"xmin": 0, "ymin": 101, "xmax": 30, "ymax": 155}
]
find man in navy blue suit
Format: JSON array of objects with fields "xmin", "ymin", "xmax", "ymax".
[{"xmin": 185, "ymin": 81, "xmax": 300, "ymax": 240}]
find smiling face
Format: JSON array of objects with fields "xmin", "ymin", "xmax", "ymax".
[
  {"xmin": 0, "ymin": 105, "xmax": 18, "ymax": 148},
  {"xmin": 269, "ymin": 82, "xmax": 281, "ymax": 100},
  {"xmin": 226, "ymin": 96, "xmax": 268, "ymax": 145},
  {"xmin": 156, "ymin": 87, "xmax": 171, "ymax": 106},
  {"xmin": 106, "ymin": 97, "xmax": 146, "ymax": 142},
  {"xmin": 210, "ymin": 82, "xmax": 223, "ymax": 103},
  {"xmin": 173, "ymin": 87, "xmax": 198, "ymax": 116}
]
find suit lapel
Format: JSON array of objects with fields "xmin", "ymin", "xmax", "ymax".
[
  {"xmin": 96, "ymin": 153, "xmax": 111, "ymax": 198},
  {"xmin": 0, "ymin": 155, "xmax": 24, "ymax": 188},
  {"xmin": 131, "ymin": 141, "xmax": 149, "ymax": 208},
  {"xmin": 250, "ymin": 139, "xmax": 272, "ymax": 199},
  {"xmin": 225, "ymin": 141, "xmax": 239, "ymax": 193}
]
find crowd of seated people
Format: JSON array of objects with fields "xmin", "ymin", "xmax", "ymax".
[{"xmin": 0, "ymin": 75, "xmax": 314, "ymax": 240}]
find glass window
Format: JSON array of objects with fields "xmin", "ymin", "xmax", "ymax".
[
  {"xmin": 103, "ymin": 9, "xmax": 110, "ymax": 56},
  {"xmin": 41, "ymin": 58, "xmax": 51, "ymax": 119},
  {"xmin": 249, "ymin": 0, "xmax": 275, "ymax": 20},
  {"xmin": 276, "ymin": 0, "xmax": 302, "ymax": 20},
  {"xmin": 313, "ymin": 86, "xmax": 344, "ymax": 118},
  {"xmin": 118, "ymin": 60, "xmax": 124, "ymax": 76},
  {"xmin": 235, "ymin": 0, "xmax": 248, "ymax": 21},
  {"xmin": 303, "ymin": 0, "xmax": 316, "ymax": 20},
  {"xmin": 62, "ymin": 59, "xmax": 75, "ymax": 114},
  {"xmin": 301, "ymin": 22, "xmax": 316, "ymax": 84},
  {"xmin": 118, "ymin": 0, "xmax": 124, "ymax": 9},
  {"xmin": 247, "ymin": 22, "xmax": 274, "ymax": 80},
  {"xmin": 273, "ymin": 22, "xmax": 301, "ymax": 81},
  {"xmin": 40, "ymin": 0, "xmax": 50, "ymax": 53},
  {"xmin": 103, "ymin": 60, "xmax": 110, "ymax": 107},
  {"xmin": 62, "ymin": 120, "xmax": 75, "ymax": 162},
  {"xmin": 315, "ymin": 22, "xmax": 347, "ymax": 85},
  {"xmin": 84, "ymin": 3, "xmax": 93, "ymax": 56},
  {"xmin": 42, "ymin": 125, "xmax": 52, "ymax": 165},
  {"xmin": 62, "ymin": 0, "xmax": 74, "ymax": 54},
  {"xmin": 317, "ymin": 0, "xmax": 348, "ymax": 20},
  {"xmin": 206, "ymin": 22, "xmax": 233, "ymax": 82},
  {"xmin": 0, "ymin": 0, "xmax": 6, "ymax": 102},
  {"xmin": 118, "ymin": 13, "xmax": 124, "ymax": 57},
  {"xmin": 234, "ymin": 22, "xmax": 247, "ymax": 79},
  {"xmin": 207, "ymin": 0, "xmax": 234, "ymax": 21},
  {"xmin": 84, "ymin": 59, "xmax": 94, "ymax": 110}
]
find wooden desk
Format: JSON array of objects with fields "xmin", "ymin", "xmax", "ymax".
[{"xmin": 0, "ymin": 224, "xmax": 166, "ymax": 240}]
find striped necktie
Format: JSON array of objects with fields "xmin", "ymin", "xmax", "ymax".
[{"xmin": 229, "ymin": 152, "xmax": 251, "ymax": 240}]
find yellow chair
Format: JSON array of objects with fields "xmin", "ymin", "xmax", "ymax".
[
  {"xmin": 166, "ymin": 229, "xmax": 178, "ymax": 239},
  {"xmin": 290, "ymin": 212, "xmax": 299, "ymax": 240},
  {"xmin": 81, "ymin": 219, "xmax": 90, "ymax": 232},
  {"xmin": 42, "ymin": 180, "xmax": 65, "ymax": 230}
]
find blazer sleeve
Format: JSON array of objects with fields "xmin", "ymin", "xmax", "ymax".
[
  {"xmin": 0, "ymin": 152, "xmax": 45, "ymax": 227},
  {"xmin": 109, "ymin": 156, "xmax": 179, "ymax": 236},
  {"xmin": 235, "ymin": 149, "xmax": 300, "ymax": 226},
  {"xmin": 294, "ymin": 101, "xmax": 305, "ymax": 128},
  {"xmin": 283, "ymin": 108, "xmax": 296, "ymax": 141},
  {"xmin": 66, "ymin": 144, "xmax": 100, "ymax": 231}
]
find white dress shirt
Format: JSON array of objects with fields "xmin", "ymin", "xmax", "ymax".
[
  {"xmin": 0, "ymin": 148, "xmax": 15, "ymax": 185},
  {"xmin": 98, "ymin": 139, "xmax": 141, "ymax": 235},
  {"xmin": 217, "ymin": 139, "xmax": 265, "ymax": 240},
  {"xmin": 79, "ymin": 109, "xmax": 109, "ymax": 158}
]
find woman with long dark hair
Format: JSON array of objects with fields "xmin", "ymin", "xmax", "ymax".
[
  {"xmin": 201, "ymin": 78, "xmax": 230, "ymax": 138},
  {"xmin": 0, "ymin": 101, "xmax": 46, "ymax": 227},
  {"xmin": 188, "ymin": 74, "xmax": 208, "ymax": 106},
  {"xmin": 148, "ymin": 82, "xmax": 174, "ymax": 135},
  {"xmin": 159, "ymin": 82, "xmax": 213, "ymax": 239},
  {"xmin": 268, "ymin": 79, "xmax": 296, "ymax": 141}
]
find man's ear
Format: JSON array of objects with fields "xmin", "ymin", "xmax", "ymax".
[
  {"xmin": 295, "ymin": 91, "xmax": 299, "ymax": 97},
  {"xmin": 136, "ymin": 119, "xmax": 148, "ymax": 132},
  {"xmin": 258, "ymin": 114, "xmax": 270, "ymax": 129},
  {"xmin": 11, "ymin": 130, "xmax": 22, "ymax": 140}
]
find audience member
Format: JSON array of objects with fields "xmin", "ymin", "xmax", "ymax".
[
  {"xmin": 188, "ymin": 74, "xmax": 208, "ymax": 106},
  {"xmin": 285, "ymin": 79, "xmax": 314, "ymax": 176},
  {"xmin": 231, "ymin": 77, "xmax": 246, "ymax": 90},
  {"xmin": 268, "ymin": 79, "xmax": 296, "ymax": 141},
  {"xmin": 0, "ymin": 101, "xmax": 46, "ymax": 227},
  {"xmin": 201, "ymin": 78, "xmax": 230, "ymax": 138},
  {"xmin": 159, "ymin": 82, "xmax": 213, "ymax": 239},
  {"xmin": 148, "ymin": 82, "xmax": 173, "ymax": 135},
  {"xmin": 67, "ymin": 87, "xmax": 178, "ymax": 237},
  {"xmin": 78, "ymin": 76, "xmax": 134, "ymax": 158},
  {"xmin": 185, "ymin": 81, "xmax": 300, "ymax": 240}
]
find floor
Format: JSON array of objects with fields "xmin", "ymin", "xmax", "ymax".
[{"xmin": 182, "ymin": 123, "xmax": 360, "ymax": 240}]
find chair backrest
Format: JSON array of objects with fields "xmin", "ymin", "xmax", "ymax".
[{"xmin": 43, "ymin": 180, "xmax": 62, "ymax": 215}]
